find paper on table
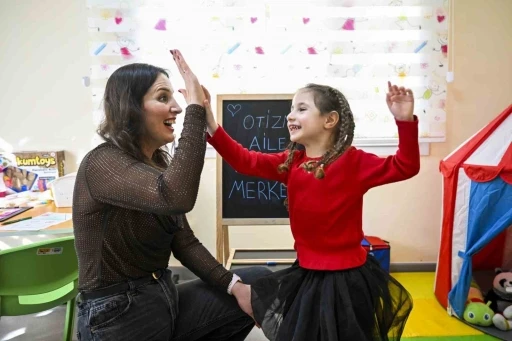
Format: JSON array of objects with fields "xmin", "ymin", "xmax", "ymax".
[
  {"xmin": 36, "ymin": 213, "xmax": 73, "ymax": 221},
  {"xmin": 0, "ymin": 213, "xmax": 72, "ymax": 231}
]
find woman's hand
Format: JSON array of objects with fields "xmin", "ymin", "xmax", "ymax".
[
  {"xmin": 231, "ymin": 282, "xmax": 261, "ymax": 328},
  {"xmin": 386, "ymin": 81, "xmax": 414, "ymax": 121},
  {"xmin": 170, "ymin": 49, "xmax": 205, "ymax": 106}
]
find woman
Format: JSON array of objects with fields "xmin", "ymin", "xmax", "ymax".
[{"xmin": 73, "ymin": 50, "xmax": 270, "ymax": 341}]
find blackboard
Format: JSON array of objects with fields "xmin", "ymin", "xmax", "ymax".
[{"xmin": 216, "ymin": 94, "xmax": 293, "ymax": 223}]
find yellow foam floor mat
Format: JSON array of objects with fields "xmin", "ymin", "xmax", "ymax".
[{"xmin": 391, "ymin": 272, "xmax": 484, "ymax": 338}]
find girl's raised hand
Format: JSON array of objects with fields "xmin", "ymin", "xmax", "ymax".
[{"xmin": 386, "ymin": 81, "xmax": 414, "ymax": 121}]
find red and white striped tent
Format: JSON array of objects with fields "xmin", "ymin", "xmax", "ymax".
[{"xmin": 434, "ymin": 104, "xmax": 512, "ymax": 317}]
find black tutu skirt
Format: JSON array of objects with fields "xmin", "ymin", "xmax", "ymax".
[{"xmin": 251, "ymin": 256, "xmax": 413, "ymax": 341}]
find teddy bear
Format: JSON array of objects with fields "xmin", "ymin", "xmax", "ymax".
[{"xmin": 484, "ymin": 268, "xmax": 512, "ymax": 331}]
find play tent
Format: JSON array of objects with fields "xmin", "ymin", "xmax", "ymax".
[{"xmin": 435, "ymin": 104, "xmax": 512, "ymax": 318}]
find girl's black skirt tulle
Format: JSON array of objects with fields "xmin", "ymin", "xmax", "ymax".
[{"xmin": 251, "ymin": 256, "xmax": 412, "ymax": 341}]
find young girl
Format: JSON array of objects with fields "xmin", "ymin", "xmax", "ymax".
[{"xmin": 203, "ymin": 82, "xmax": 419, "ymax": 340}]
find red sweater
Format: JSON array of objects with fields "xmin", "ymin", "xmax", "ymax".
[{"xmin": 208, "ymin": 118, "xmax": 420, "ymax": 270}]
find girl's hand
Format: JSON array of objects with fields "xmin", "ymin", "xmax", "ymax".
[
  {"xmin": 386, "ymin": 81, "xmax": 414, "ymax": 121},
  {"xmin": 202, "ymin": 86, "xmax": 219, "ymax": 136}
]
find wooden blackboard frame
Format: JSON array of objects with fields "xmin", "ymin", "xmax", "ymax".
[{"xmin": 216, "ymin": 94, "xmax": 293, "ymax": 263}]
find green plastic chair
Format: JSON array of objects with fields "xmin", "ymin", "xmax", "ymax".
[{"xmin": 0, "ymin": 236, "xmax": 78, "ymax": 341}]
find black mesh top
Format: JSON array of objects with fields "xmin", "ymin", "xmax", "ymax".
[{"xmin": 73, "ymin": 104, "xmax": 232, "ymax": 292}]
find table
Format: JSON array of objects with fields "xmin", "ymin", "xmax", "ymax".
[{"xmin": 0, "ymin": 203, "xmax": 72, "ymax": 237}]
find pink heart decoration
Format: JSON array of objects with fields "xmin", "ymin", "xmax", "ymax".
[
  {"xmin": 342, "ymin": 18, "xmax": 355, "ymax": 30},
  {"xmin": 120, "ymin": 47, "xmax": 132, "ymax": 59},
  {"xmin": 155, "ymin": 19, "xmax": 166, "ymax": 30}
]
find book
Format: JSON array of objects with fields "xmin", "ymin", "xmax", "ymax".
[{"xmin": 0, "ymin": 207, "xmax": 33, "ymax": 222}]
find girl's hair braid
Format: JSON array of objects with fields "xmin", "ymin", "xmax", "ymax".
[
  {"xmin": 313, "ymin": 86, "xmax": 355, "ymax": 178},
  {"xmin": 277, "ymin": 142, "xmax": 298, "ymax": 174}
]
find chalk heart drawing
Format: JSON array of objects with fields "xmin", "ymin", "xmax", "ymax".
[{"xmin": 227, "ymin": 104, "xmax": 242, "ymax": 117}]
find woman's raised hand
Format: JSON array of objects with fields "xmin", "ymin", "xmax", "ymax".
[{"xmin": 170, "ymin": 49, "xmax": 206, "ymax": 106}]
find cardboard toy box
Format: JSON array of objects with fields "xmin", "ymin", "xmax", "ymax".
[{"xmin": 8, "ymin": 151, "xmax": 65, "ymax": 192}]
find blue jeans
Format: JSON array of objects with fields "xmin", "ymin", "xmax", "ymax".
[{"xmin": 76, "ymin": 267, "xmax": 271, "ymax": 341}]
